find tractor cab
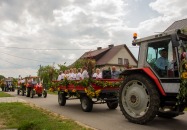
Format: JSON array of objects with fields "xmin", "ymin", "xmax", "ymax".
[
  {"xmin": 119, "ymin": 29, "xmax": 187, "ymax": 124},
  {"xmin": 132, "ymin": 29, "xmax": 187, "ymax": 94}
]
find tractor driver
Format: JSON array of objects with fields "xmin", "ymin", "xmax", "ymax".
[{"xmin": 155, "ymin": 49, "xmax": 168, "ymax": 76}]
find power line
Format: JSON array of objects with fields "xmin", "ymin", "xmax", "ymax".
[
  {"xmin": 0, "ymin": 46, "xmax": 91, "ymax": 50},
  {"xmin": 0, "ymin": 58, "xmax": 33, "ymax": 67},
  {"xmin": 0, "ymin": 52, "xmax": 53, "ymax": 63},
  {"xmin": 0, "ymin": 45, "xmax": 138, "ymax": 50}
]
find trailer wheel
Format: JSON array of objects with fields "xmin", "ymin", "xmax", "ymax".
[
  {"xmin": 119, "ymin": 74, "xmax": 160, "ymax": 124},
  {"xmin": 43, "ymin": 91, "xmax": 47, "ymax": 98},
  {"xmin": 107, "ymin": 101, "xmax": 118, "ymax": 109},
  {"xmin": 58, "ymin": 92, "xmax": 66, "ymax": 106},
  {"xmin": 81, "ymin": 96, "xmax": 93, "ymax": 112}
]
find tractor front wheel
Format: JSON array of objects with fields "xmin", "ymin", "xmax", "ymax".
[
  {"xmin": 107, "ymin": 100, "xmax": 118, "ymax": 109},
  {"xmin": 43, "ymin": 91, "xmax": 47, "ymax": 98},
  {"xmin": 119, "ymin": 74, "xmax": 160, "ymax": 124}
]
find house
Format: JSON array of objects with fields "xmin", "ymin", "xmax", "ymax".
[
  {"xmin": 165, "ymin": 18, "xmax": 187, "ymax": 32},
  {"xmin": 80, "ymin": 44, "xmax": 138, "ymax": 71}
]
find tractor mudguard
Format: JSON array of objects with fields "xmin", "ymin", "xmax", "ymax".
[{"xmin": 121, "ymin": 67, "xmax": 166, "ymax": 96}]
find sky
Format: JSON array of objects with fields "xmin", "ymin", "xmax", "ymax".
[{"xmin": 0, "ymin": 0, "xmax": 187, "ymax": 78}]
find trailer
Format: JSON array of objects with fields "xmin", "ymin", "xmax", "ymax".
[{"xmin": 54, "ymin": 79, "xmax": 122, "ymax": 112}]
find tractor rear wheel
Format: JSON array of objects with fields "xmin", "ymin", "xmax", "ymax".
[{"xmin": 119, "ymin": 74, "xmax": 160, "ymax": 124}]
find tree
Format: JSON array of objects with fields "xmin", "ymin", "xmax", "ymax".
[
  {"xmin": 58, "ymin": 63, "xmax": 68, "ymax": 72},
  {"xmin": 37, "ymin": 65, "xmax": 58, "ymax": 89},
  {"xmin": 0, "ymin": 75, "xmax": 5, "ymax": 80}
]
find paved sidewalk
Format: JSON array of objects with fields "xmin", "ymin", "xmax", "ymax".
[{"xmin": 0, "ymin": 97, "xmax": 26, "ymax": 103}]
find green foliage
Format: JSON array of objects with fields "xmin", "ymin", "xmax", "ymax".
[
  {"xmin": 70, "ymin": 59, "xmax": 87, "ymax": 69},
  {"xmin": 37, "ymin": 65, "xmax": 58, "ymax": 89},
  {"xmin": 0, "ymin": 102, "xmax": 90, "ymax": 130},
  {"xmin": 177, "ymin": 59, "xmax": 187, "ymax": 105},
  {"xmin": 58, "ymin": 63, "xmax": 68, "ymax": 72},
  {"xmin": 0, "ymin": 92, "xmax": 13, "ymax": 97},
  {"xmin": 0, "ymin": 75, "xmax": 5, "ymax": 80}
]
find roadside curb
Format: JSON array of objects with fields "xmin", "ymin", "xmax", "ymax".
[{"xmin": 0, "ymin": 97, "xmax": 26, "ymax": 103}]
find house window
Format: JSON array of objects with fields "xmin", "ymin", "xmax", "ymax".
[
  {"xmin": 118, "ymin": 58, "xmax": 123, "ymax": 65},
  {"xmin": 124, "ymin": 59, "xmax": 129, "ymax": 65}
]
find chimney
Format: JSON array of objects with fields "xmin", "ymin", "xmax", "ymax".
[
  {"xmin": 97, "ymin": 47, "xmax": 102, "ymax": 50},
  {"xmin": 108, "ymin": 44, "xmax": 114, "ymax": 48}
]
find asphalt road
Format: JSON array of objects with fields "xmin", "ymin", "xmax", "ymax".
[{"xmin": 6, "ymin": 91, "xmax": 187, "ymax": 130}]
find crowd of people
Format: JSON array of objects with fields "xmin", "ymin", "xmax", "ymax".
[{"xmin": 57, "ymin": 66, "xmax": 121, "ymax": 81}]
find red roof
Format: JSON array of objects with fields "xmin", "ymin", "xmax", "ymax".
[
  {"xmin": 81, "ymin": 44, "xmax": 137, "ymax": 66},
  {"xmin": 81, "ymin": 48, "xmax": 109, "ymax": 58}
]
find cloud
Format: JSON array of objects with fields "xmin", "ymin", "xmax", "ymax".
[
  {"xmin": 0, "ymin": 0, "xmax": 187, "ymax": 78},
  {"xmin": 149, "ymin": 0, "xmax": 187, "ymax": 19}
]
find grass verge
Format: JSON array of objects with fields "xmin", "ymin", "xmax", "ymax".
[
  {"xmin": 0, "ymin": 91, "xmax": 13, "ymax": 97},
  {"xmin": 0, "ymin": 102, "xmax": 92, "ymax": 130}
]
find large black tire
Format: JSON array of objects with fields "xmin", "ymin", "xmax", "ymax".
[
  {"xmin": 58, "ymin": 92, "xmax": 66, "ymax": 106},
  {"xmin": 26, "ymin": 88, "xmax": 31, "ymax": 97},
  {"xmin": 107, "ymin": 100, "xmax": 118, "ymax": 109},
  {"xmin": 81, "ymin": 96, "xmax": 93, "ymax": 112},
  {"xmin": 43, "ymin": 91, "xmax": 47, "ymax": 98},
  {"xmin": 119, "ymin": 74, "xmax": 160, "ymax": 124}
]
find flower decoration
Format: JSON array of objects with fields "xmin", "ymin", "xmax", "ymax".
[
  {"xmin": 64, "ymin": 89, "xmax": 68, "ymax": 93},
  {"xmin": 72, "ymin": 89, "xmax": 77, "ymax": 93},
  {"xmin": 177, "ymin": 52, "xmax": 187, "ymax": 105},
  {"xmin": 49, "ymin": 78, "xmax": 122, "ymax": 99}
]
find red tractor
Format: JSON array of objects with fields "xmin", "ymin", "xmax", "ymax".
[
  {"xmin": 119, "ymin": 29, "xmax": 187, "ymax": 124},
  {"xmin": 25, "ymin": 76, "xmax": 47, "ymax": 98}
]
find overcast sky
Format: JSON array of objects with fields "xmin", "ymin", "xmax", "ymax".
[{"xmin": 0, "ymin": 0, "xmax": 187, "ymax": 78}]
